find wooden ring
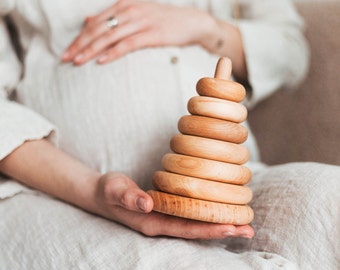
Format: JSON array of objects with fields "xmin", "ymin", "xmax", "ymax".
[
  {"xmin": 187, "ymin": 96, "xmax": 247, "ymax": 123},
  {"xmin": 153, "ymin": 171, "xmax": 253, "ymax": 204},
  {"xmin": 147, "ymin": 190, "xmax": 254, "ymax": 225},
  {"xmin": 170, "ymin": 134, "xmax": 249, "ymax": 164},
  {"xmin": 196, "ymin": 77, "xmax": 246, "ymax": 102},
  {"xmin": 162, "ymin": 153, "xmax": 251, "ymax": 185},
  {"xmin": 178, "ymin": 115, "xmax": 248, "ymax": 144}
]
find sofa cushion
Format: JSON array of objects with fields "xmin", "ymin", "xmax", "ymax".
[{"xmin": 248, "ymin": 1, "xmax": 340, "ymax": 165}]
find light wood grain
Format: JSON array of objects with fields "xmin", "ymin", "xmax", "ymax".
[
  {"xmin": 147, "ymin": 190, "xmax": 254, "ymax": 225},
  {"xmin": 162, "ymin": 153, "xmax": 251, "ymax": 185},
  {"xmin": 187, "ymin": 96, "xmax": 247, "ymax": 123},
  {"xmin": 196, "ymin": 77, "xmax": 246, "ymax": 102},
  {"xmin": 178, "ymin": 115, "xmax": 248, "ymax": 144},
  {"xmin": 170, "ymin": 134, "xmax": 249, "ymax": 164},
  {"xmin": 214, "ymin": 57, "xmax": 232, "ymax": 79},
  {"xmin": 148, "ymin": 57, "xmax": 253, "ymax": 225},
  {"xmin": 153, "ymin": 171, "xmax": 253, "ymax": 204}
]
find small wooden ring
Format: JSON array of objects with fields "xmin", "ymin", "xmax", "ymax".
[
  {"xmin": 147, "ymin": 190, "xmax": 254, "ymax": 225},
  {"xmin": 170, "ymin": 134, "xmax": 249, "ymax": 164},
  {"xmin": 162, "ymin": 153, "xmax": 251, "ymax": 185},
  {"xmin": 187, "ymin": 96, "xmax": 247, "ymax": 123},
  {"xmin": 153, "ymin": 171, "xmax": 253, "ymax": 204},
  {"xmin": 178, "ymin": 115, "xmax": 248, "ymax": 144},
  {"xmin": 196, "ymin": 77, "xmax": 246, "ymax": 102}
]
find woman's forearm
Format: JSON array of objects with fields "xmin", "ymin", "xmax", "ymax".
[
  {"xmin": 200, "ymin": 17, "xmax": 247, "ymax": 83},
  {"xmin": 0, "ymin": 139, "xmax": 100, "ymax": 212}
]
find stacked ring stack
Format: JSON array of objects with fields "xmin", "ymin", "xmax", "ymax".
[{"xmin": 147, "ymin": 57, "xmax": 254, "ymax": 225}]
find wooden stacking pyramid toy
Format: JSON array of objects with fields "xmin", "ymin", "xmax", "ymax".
[{"xmin": 147, "ymin": 57, "xmax": 254, "ymax": 225}]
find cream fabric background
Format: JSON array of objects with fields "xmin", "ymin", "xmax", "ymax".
[{"xmin": 2, "ymin": 1, "xmax": 336, "ymax": 270}]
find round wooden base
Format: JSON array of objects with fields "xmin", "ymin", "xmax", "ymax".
[{"xmin": 147, "ymin": 190, "xmax": 254, "ymax": 225}]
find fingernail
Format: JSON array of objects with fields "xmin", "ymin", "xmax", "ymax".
[
  {"xmin": 223, "ymin": 231, "xmax": 235, "ymax": 237},
  {"xmin": 74, "ymin": 53, "xmax": 84, "ymax": 63},
  {"xmin": 241, "ymin": 233, "xmax": 253, "ymax": 239},
  {"xmin": 137, "ymin": 197, "xmax": 147, "ymax": 212},
  {"xmin": 97, "ymin": 54, "xmax": 108, "ymax": 64},
  {"xmin": 62, "ymin": 51, "xmax": 70, "ymax": 61}
]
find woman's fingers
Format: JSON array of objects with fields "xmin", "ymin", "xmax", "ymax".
[
  {"xmin": 62, "ymin": 0, "xmax": 147, "ymax": 64},
  {"xmin": 147, "ymin": 215, "xmax": 254, "ymax": 239},
  {"xmin": 63, "ymin": 16, "xmax": 149, "ymax": 64},
  {"xmin": 97, "ymin": 31, "xmax": 157, "ymax": 64},
  {"xmin": 62, "ymin": 0, "xmax": 218, "ymax": 65},
  {"xmin": 75, "ymin": 19, "xmax": 148, "ymax": 65},
  {"xmin": 61, "ymin": 1, "xmax": 178, "ymax": 65},
  {"xmin": 62, "ymin": 0, "xmax": 210, "ymax": 65},
  {"xmin": 62, "ymin": 1, "xmax": 124, "ymax": 62},
  {"xmin": 62, "ymin": 17, "xmax": 119, "ymax": 62},
  {"xmin": 114, "ymin": 207, "xmax": 254, "ymax": 240}
]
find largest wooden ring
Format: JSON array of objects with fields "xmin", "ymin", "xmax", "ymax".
[{"xmin": 147, "ymin": 190, "xmax": 254, "ymax": 225}]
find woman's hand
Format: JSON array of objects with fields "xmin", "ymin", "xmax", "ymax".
[
  {"xmin": 92, "ymin": 172, "xmax": 254, "ymax": 240},
  {"xmin": 62, "ymin": 0, "xmax": 218, "ymax": 65}
]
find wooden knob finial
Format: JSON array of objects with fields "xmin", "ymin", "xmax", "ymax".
[{"xmin": 214, "ymin": 57, "xmax": 232, "ymax": 79}]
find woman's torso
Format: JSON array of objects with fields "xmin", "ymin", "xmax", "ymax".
[{"xmin": 8, "ymin": 0, "xmax": 258, "ymax": 189}]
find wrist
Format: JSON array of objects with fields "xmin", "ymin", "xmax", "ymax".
[
  {"xmin": 200, "ymin": 17, "xmax": 248, "ymax": 82},
  {"xmin": 197, "ymin": 14, "xmax": 223, "ymax": 53},
  {"xmin": 72, "ymin": 170, "xmax": 102, "ymax": 214}
]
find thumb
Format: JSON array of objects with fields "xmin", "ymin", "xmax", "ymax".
[{"xmin": 103, "ymin": 173, "xmax": 154, "ymax": 213}]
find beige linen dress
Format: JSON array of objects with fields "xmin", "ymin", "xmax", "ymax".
[{"xmin": 1, "ymin": 1, "xmax": 339, "ymax": 269}]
